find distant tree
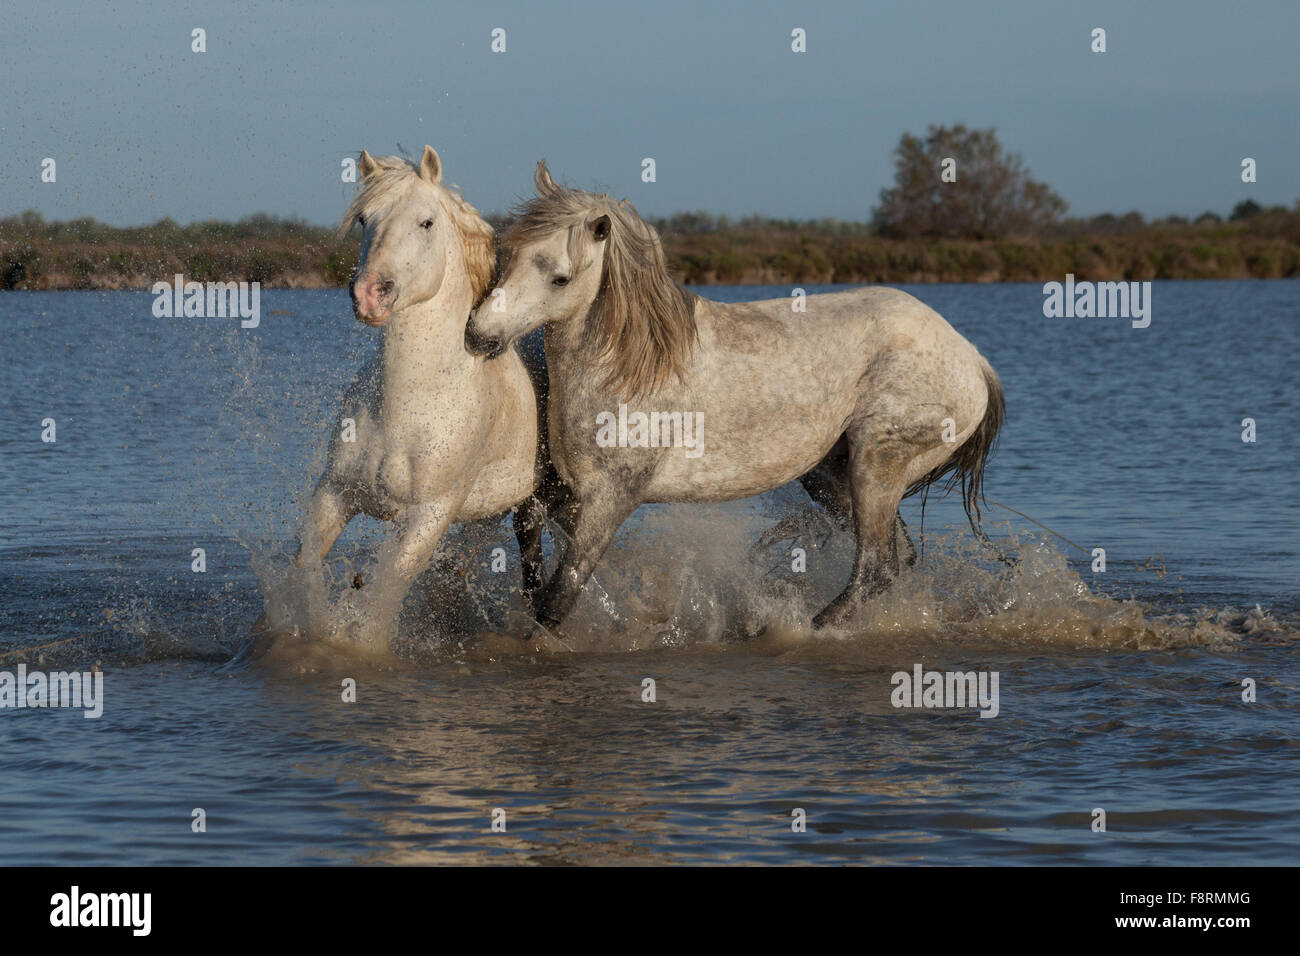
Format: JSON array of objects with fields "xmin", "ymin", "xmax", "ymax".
[
  {"xmin": 1082, "ymin": 210, "xmax": 1145, "ymax": 235},
  {"xmin": 662, "ymin": 211, "xmax": 716, "ymax": 234},
  {"xmin": 1119, "ymin": 210, "xmax": 1145, "ymax": 231},
  {"xmin": 1230, "ymin": 199, "xmax": 1262, "ymax": 221},
  {"xmin": 872, "ymin": 125, "xmax": 1067, "ymax": 239},
  {"xmin": 1195, "ymin": 211, "xmax": 1222, "ymax": 225}
]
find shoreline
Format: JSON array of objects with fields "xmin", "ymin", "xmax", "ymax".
[
  {"xmin": 3, "ymin": 270, "xmax": 1297, "ymax": 292},
  {"xmin": 4, "ymin": 219, "xmax": 1298, "ymax": 291}
]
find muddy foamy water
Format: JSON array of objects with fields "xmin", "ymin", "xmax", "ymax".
[{"xmin": 2, "ymin": 283, "xmax": 1297, "ymax": 864}]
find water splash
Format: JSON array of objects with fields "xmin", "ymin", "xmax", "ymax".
[
  {"xmin": 231, "ymin": 492, "xmax": 1292, "ymax": 675},
  {"xmin": 65, "ymin": 296, "xmax": 1290, "ymax": 670}
]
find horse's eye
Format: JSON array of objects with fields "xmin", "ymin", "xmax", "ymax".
[
  {"xmin": 420, "ymin": 219, "xmax": 434, "ymax": 230},
  {"xmin": 357, "ymin": 215, "xmax": 366, "ymax": 227},
  {"xmin": 552, "ymin": 276, "xmax": 570, "ymax": 287}
]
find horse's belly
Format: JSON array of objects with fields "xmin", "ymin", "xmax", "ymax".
[{"xmin": 645, "ymin": 428, "xmax": 835, "ymax": 503}]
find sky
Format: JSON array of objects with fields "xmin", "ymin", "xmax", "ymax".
[{"xmin": 2, "ymin": 0, "xmax": 1296, "ymax": 226}]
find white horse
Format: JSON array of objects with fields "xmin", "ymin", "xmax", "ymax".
[
  {"xmin": 466, "ymin": 162, "xmax": 1005, "ymax": 636},
  {"xmin": 254, "ymin": 146, "xmax": 550, "ymax": 651}
]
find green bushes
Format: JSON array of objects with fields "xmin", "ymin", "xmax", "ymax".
[{"xmin": 2, "ymin": 207, "xmax": 1299, "ymax": 290}]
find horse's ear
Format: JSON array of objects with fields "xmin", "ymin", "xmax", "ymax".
[
  {"xmin": 419, "ymin": 145, "xmax": 442, "ymax": 184},
  {"xmin": 590, "ymin": 214, "xmax": 611, "ymax": 242},
  {"xmin": 359, "ymin": 150, "xmax": 379, "ymax": 180},
  {"xmin": 534, "ymin": 160, "xmax": 560, "ymax": 198}
]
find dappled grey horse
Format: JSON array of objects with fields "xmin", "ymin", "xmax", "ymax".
[{"xmin": 466, "ymin": 162, "xmax": 1004, "ymax": 637}]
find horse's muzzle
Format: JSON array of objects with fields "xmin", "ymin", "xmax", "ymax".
[
  {"xmin": 464, "ymin": 319, "xmax": 504, "ymax": 359},
  {"xmin": 350, "ymin": 274, "xmax": 396, "ymax": 327}
]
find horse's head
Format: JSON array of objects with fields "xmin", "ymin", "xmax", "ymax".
[
  {"xmin": 341, "ymin": 146, "xmax": 493, "ymax": 326},
  {"xmin": 466, "ymin": 161, "xmax": 609, "ymax": 356},
  {"xmin": 467, "ymin": 161, "xmax": 695, "ymax": 397}
]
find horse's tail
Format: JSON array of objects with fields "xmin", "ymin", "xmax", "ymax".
[{"xmin": 904, "ymin": 356, "xmax": 1010, "ymax": 563}]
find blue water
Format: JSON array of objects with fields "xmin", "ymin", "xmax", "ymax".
[{"xmin": 1, "ymin": 282, "xmax": 1297, "ymax": 864}]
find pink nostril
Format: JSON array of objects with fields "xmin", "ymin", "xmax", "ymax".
[{"xmin": 354, "ymin": 274, "xmax": 394, "ymax": 317}]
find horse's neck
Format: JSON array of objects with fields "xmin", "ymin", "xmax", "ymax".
[
  {"xmin": 543, "ymin": 307, "xmax": 616, "ymax": 431},
  {"xmin": 544, "ymin": 319, "xmax": 588, "ymax": 388},
  {"xmin": 379, "ymin": 262, "xmax": 476, "ymax": 397}
]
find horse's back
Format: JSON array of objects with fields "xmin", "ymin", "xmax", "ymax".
[
  {"xmin": 727, "ymin": 285, "xmax": 950, "ymax": 330},
  {"xmin": 708, "ymin": 286, "xmax": 990, "ymax": 371}
]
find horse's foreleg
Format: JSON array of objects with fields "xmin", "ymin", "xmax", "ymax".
[
  {"xmin": 515, "ymin": 463, "xmax": 577, "ymax": 611},
  {"xmin": 373, "ymin": 499, "xmax": 458, "ymax": 595},
  {"xmin": 548, "ymin": 479, "xmax": 579, "ymax": 546},
  {"xmin": 251, "ymin": 485, "xmax": 354, "ymax": 637},
  {"xmin": 532, "ymin": 486, "xmax": 638, "ymax": 636},
  {"xmin": 295, "ymin": 484, "xmax": 354, "ymax": 567},
  {"xmin": 513, "ymin": 494, "xmax": 545, "ymax": 612},
  {"xmin": 343, "ymin": 497, "xmax": 458, "ymax": 646}
]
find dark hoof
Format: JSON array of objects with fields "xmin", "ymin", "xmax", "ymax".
[
  {"xmin": 812, "ymin": 596, "xmax": 859, "ymax": 631},
  {"xmin": 520, "ymin": 618, "xmax": 566, "ymax": 653},
  {"xmin": 530, "ymin": 617, "xmax": 562, "ymax": 638}
]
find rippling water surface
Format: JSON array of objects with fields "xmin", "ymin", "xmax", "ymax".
[{"xmin": 1, "ymin": 282, "xmax": 1297, "ymax": 864}]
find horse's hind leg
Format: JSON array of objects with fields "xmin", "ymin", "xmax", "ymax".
[
  {"xmin": 896, "ymin": 512, "xmax": 917, "ymax": 568},
  {"xmin": 797, "ymin": 438, "xmax": 915, "ymax": 568},
  {"xmin": 797, "ymin": 435, "xmax": 852, "ymax": 529},
  {"xmin": 749, "ymin": 437, "xmax": 848, "ymax": 552},
  {"xmin": 811, "ymin": 432, "xmax": 909, "ymax": 630}
]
